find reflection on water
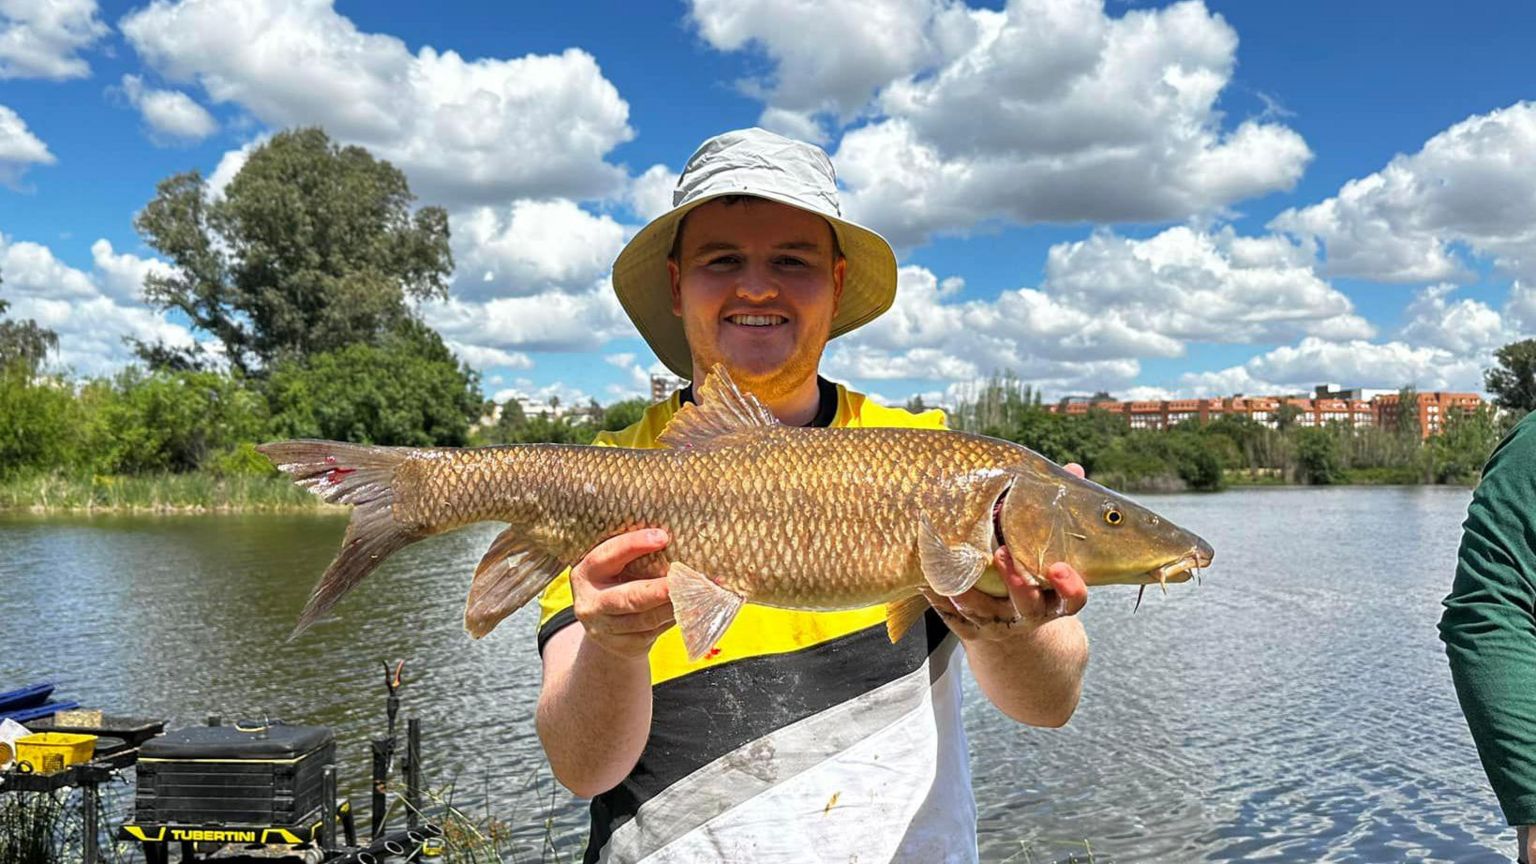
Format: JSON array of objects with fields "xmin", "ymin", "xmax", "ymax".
[{"xmin": 0, "ymin": 486, "xmax": 1510, "ymax": 862}]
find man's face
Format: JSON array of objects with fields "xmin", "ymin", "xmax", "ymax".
[{"xmin": 668, "ymin": 198, "xmax": 846, "ymax": 400}]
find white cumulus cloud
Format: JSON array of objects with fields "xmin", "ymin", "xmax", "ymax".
[
  {"xmin": 1272, "ymin": 101, "xmax": 1536, "ymax": 284},
  {"xmin": 1042, "ymin": 227, "xmax": 1373, "ymax": 344},
  {"xmin": 120, "ymin": 0, "xmax": 634, "ymax": 207},
  {"xmin": 690, "ymin": 0, "xmax": 946, "ymax": 120},
  {"xmin": 0, "ymin": 104, "xmax": 54, "ymax": 185},
  {"xmin": 696, "ymin": 0, "xmax": 1312, "ymax": 246},
  {"xmin": 120, "ymin": 74, "xmax": 218, "ymax": 144},
  {"xmin": 1180, "ymin": 337, "xmax": 1489, "ymax": 396},
  {"xmin": 0, "ymin": 233, "xmax": 194, "ymax": 375},
  {"xmin": 0, "ymin": 0, "xmax": 107, "ymax": 80},
  {"xmin": 450, "ymin": 199, "xmax": 627, "ymax": 301}
]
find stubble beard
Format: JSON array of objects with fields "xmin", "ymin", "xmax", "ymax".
[{"xmin": 688, "ymin": 317, "xmax": 832, "ymax": 405}]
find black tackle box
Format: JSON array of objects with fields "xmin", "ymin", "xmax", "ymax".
[{"xmin": 132, "ymin": 722, "xmax": 335, "ymax": 828}]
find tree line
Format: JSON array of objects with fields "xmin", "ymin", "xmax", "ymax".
[{"xmin": 941, "ymin": 356, "xmax": 1536, "ymax": 492}]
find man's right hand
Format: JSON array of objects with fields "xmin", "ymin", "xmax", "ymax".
[{"xmin": 570, "ymin": 528, "xmax": 675, "ymax": 659}]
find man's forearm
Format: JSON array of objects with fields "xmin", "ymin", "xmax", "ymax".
[
  {"xmin": 965, "ymin": 617, "xmax": 1088, "ymax": 727},
  {"xmin": 537, "ymin": 629, "xmax": 654, "ymax": 797}
]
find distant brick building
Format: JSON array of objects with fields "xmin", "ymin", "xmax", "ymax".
[
  {"xmin": 1048, "ymin": 386, "xmax": 1484, "ymax": 439},
  {"xmin": 1374, "ymin": 391, "xmax": 1485, "ymax": 439}
]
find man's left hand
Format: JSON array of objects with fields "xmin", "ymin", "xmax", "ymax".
[{"xmin": 922, "ymin": 462, "xmax": 1090, "ymax": 642}]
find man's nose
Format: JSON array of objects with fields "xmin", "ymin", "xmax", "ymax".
[{"xmin": 734, "ymin": 264, "xmax": 779, "ymax": 302}]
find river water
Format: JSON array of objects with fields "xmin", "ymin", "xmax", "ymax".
[{"xmin": 0, "ymin": 486, "xmax": 1512, "ymax": 862}]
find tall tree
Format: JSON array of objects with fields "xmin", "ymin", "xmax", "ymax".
[
  {"xmin": 1395, "ymin": 386, "xmax": 1422, "ymax": 441},
  {"xmin": 134, "ymin": 127, "xmax": 452, "ymax": 374},
  {"xmin": 0, "ymin": 283, "xmax": 60, "ymax": 373},
  {"xmin": 1486, "ymin": 338, "xmax": 1536, "ymax": 417}
]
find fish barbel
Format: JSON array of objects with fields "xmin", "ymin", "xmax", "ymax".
[{"xmin": 260, "ymin": 366, "xmax": 1214, "ymax": 659}]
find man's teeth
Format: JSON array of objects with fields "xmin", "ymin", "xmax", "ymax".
[{"xmin": 728, "ymin": 314, "xmax": 787, "ymax": 326}]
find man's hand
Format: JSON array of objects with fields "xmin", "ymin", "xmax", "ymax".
[
  {"xmin": 570, "ymin": 528, "xmax": 675, "ymax": 659},
  {"xmin": 922, "ymin": 462, "xmax": 1090, "ymax": 642},
  {"xmin": 923, "ymin": 556, "xmax": 1087, "ymax": 642},
  {"xmin": 1520, "ymin": 825, "xmax": 1532, "ymax": 864}
]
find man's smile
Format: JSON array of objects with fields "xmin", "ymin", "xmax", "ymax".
[{"xmin": 724, "ymin": 313, "xmax": 790, "ymax": 327}]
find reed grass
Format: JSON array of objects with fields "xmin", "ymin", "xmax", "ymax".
[
  {"xmin": 0, "ymin": 472, "xmax": 323, "ymax": 513},
  {"xmin": 0, "ymin": 792, "xmax": 63, "ymax": 864}
]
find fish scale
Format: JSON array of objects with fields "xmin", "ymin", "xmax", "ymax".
[{"xmin": 260, "ymin": 366, "xmax": 1213, "ymax": 660}]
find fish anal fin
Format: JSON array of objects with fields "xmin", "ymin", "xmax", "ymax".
[
  {"xmin": 885, "ymin": 594, "xmax": 930, "ymax": 644},
  {"xmin": 917, "ymin": 510, "xmax": 989, "ymax": 597},
  {"xmin": 464, "ymin": 526, "xmax": 564, "ymax": 639},
  {"xmin": 657, "ymin": 363, "xmax": 779, "ymax": 449},
  {"xmin": 667, "ymin": 561, "xmax": 746, "ymax": 661}
]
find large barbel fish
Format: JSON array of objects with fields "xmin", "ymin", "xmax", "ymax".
[{"xmin": 261, "ymin": 366, "xmax": 1214, "ymax": 659}]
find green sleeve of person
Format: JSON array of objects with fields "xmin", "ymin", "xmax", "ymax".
[{"xmin": 1441, "ymin": 412, "xmax": 1536, "ymax": 825}]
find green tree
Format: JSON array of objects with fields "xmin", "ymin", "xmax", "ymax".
[
  {"xmin": 0, "ymin": 365, "xmax": 81, "ymax": 475},
  {"xmin": 87, "ymin": 368, "xmax": 271, "ymax": 473},
  {"xmin": 0, "ymin": 289, "xmax": 59, "ymax": 373},
  {"xmin": 1486, "ymin": 338, "xmax": 1536, "ymax": 418},
  {"xmin": 134, "ymin": 127, "xmax": 452, "ymax": 374},
  {"xmin": 265, "ymin": 323, "xmax": 481, "ymax": 446},
  {"xmin": 1394, "ymin": 386, "xmax": 1422, "ymax": 441},
  {"xmin": 1294, "ymin": 427, "xmax": 1343, "ymax": 485},
  {"xmin": 1429, "ymin": 404, "xmax": 1501, "ymax": 483},
  {"xmin": 1275, "ymin": 402, "xmax": 1303, "ymax": 432},
  {"xmin": 601, "ymin": 398, "xmax": 648, "ymax": 432}
]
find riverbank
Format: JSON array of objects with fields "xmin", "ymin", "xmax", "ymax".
[{"xmin": 0, "ymin": 472, "xmax": 323, "ymax": 513}]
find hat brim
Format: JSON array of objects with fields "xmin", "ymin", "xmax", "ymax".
[{"xmin": 613, "ymin": 190, "xmax": 898, "ymax": 379}]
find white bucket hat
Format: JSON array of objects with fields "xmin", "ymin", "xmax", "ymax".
[{"xmin": 612, "ymin": 127, "xmax": 898, "ymax": 379}]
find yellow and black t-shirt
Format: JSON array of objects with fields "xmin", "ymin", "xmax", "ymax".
[{"xmin": 538, "ymin": 378, "xmax": 980, "ymax": 863}]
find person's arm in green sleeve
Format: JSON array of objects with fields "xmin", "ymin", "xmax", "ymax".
[{"xmin": 1440, "ymin": 414, "xmax": 1536, "ymax": 861}]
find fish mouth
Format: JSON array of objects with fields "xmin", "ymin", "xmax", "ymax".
[{"xmin": 1146, "ymin": 539, "xmax": 1215, "ymax": 587}]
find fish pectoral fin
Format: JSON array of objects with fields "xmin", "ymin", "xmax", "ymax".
[
  {"xmin": 667, "ymin": 561, "xmax": 746, "ymax": 661},
  {"xmin": 464, "ymin": 527, "xmax": 563, "ymax": 639},
  {"xmin": 917, "ymin": 510, "xmax": 989, "ymax": 597},
  {"xmin": 885, "ymin": 594, "xmax": 930, "ymax": 644},
  {"xmin": 656, "ymin": 363, "xmax": 780, "ymax": 449}
]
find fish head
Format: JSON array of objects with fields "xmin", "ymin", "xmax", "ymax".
[{"xmin": 998, "ymin": 465, "xmax": 1214, "ymax": 587}]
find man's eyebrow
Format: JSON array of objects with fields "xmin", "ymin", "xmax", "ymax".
[{"xmin": 688, "ymin": 239, "xmax": 826, "ymax": 255}]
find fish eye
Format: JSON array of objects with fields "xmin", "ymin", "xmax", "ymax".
[{"xmin": 1103, "ymin": 507, "xmax": 1124, "ymax": 526}]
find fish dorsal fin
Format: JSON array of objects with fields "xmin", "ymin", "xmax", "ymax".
[{"xmin": 657, "ymin": 363, "xmax": 779, "ymax": 449}]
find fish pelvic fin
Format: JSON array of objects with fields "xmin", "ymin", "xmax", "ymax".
[
  {"xmin": 666, "ymin": 561, "xmax": 746, "ymax": 661},
  {"xmin": 257, "ymin": 440, "xmax": 423, "ymax": 639},
  {"xmin": 885, "ymin": 594, "xmax": 929, "ymax": 644},
  {"xmin": 916, "ymin": 509, "xmax": 989, "ymax": 597},
  {"xmin": 465, "ymin": 527, "xmax": 564, "ymax": 639},
  {"xmin": 656, "ymin": 363, "xmax": 779, "ymax": 449}
]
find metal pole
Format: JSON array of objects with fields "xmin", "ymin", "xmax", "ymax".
[
  {"xmin": 322, "ymin": 765, "xmax": 338, "ymax": 852},
  {"xmin": 82, "ymin": 783, "xmax": 99, "ymax": 864},
  {"xmin": 371, "ymin": 738, "xmax": 388, "ymax": 839},
  {"xmin": 405, "ymin": 718, "xmax": 421, "ymax": 831}
]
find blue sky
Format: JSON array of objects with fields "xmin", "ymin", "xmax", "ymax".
[{"xmin": 1, "ymin": 0, "xmax": 1533, "ymax": 408}]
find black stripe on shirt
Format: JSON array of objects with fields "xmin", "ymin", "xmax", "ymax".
[{"xmin": 581, "ymin": 609, "xmax": 951, "ymax": 863}]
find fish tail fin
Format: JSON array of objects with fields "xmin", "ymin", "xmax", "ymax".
[{"xmin": 258, "ymin": 439, "xmax": 424, "ymax": 638}]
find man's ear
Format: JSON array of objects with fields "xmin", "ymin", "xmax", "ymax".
[{"xmin": 668, "ymin": 258, "xmax": 683, "ymax": 316}]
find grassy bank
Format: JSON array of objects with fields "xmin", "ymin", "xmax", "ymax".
[{"xmin": 0, "ymin": 471, "xmax": 322, "ymax": 513}]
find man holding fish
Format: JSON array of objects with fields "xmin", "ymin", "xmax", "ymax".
[
  {"xmin": 526, "ymin": 129, "xmax": 1178, "ymax": 863},
  {"xmin": 261, "ymin": 128, "xmax": 1213, "ymax": 863}
]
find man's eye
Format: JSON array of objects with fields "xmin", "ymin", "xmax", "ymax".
[
  {"xmin": 776, "ymin": 257, "xmax": 807, "ymax": 268},
  {"xmin": 706, "ymin": 255, "xmax": 740, "ymax": 268}
]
